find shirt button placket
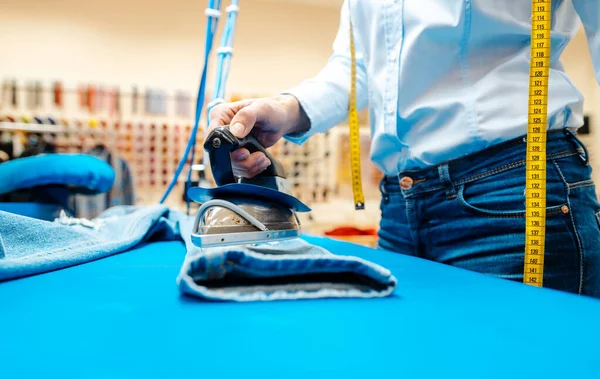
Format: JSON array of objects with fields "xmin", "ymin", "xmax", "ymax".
[
  {"xmin": 386, "ymin": 1, "xmax": 402, "ymax": 120},
  {"xmin": 386, "ymin": 46, "xmax": 398, "ymax": 116}
]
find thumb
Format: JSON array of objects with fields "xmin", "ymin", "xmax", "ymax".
[{"xmin": 229, "ymin": 101, "xmax": 269, "ymax": 138}]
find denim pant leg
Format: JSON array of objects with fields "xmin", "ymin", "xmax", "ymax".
[
  {"xmin": 423, "ymin": 153, "xmax": 600, "ymax": 297},
  {"xmin": 551, "ymin": 151, "xmax": 600, "ymax": 298}
]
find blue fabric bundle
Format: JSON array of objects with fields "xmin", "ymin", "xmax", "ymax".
[
  {"xmin": 0, "ymin": 154, "xmax": 115, "ymax": 196},
  {"xmin": 0, "ymin": 153, "xmax": 115, "ymax": 220}
]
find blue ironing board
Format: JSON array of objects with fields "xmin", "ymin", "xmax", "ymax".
[{"xmin": 1, "ymin": 236, "xmax": 599, "ymax": 378}]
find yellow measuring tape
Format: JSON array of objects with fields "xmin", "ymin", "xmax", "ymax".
[
  {"xmin": 348, "ymin": 10, "xmax": 365, "ymax": 210},
  {"xmin": 524, "ymin": 0, "xmax": 552, "ymax": 287}
]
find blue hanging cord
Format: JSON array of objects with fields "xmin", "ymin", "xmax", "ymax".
[
  {"xmin": 184, "ymin": 0, "xmax": 241, "ymax": 214},
  {"xmin": 159, "ymin": 0, "xmax": 222, "ymax": 205},
  {"xmin": 212, "ymin": 1, "xmax": 240, "ymax": 105}
]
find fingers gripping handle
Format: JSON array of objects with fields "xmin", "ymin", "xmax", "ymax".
[
  {"xmin": 204, "ymin": 125, "xmax": 286, "ymax": 186},
  {"xmin": 205, "ymin": 130, "xmax": 237, "ymax": 186},
  {"xmin": 241, "ymin": 136, "xmax": 287, "ymax": 174}
]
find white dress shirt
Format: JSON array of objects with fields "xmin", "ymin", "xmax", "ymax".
[{"xmin": 284, "ymin": 0, "xmax": 600, "ymax": 176}]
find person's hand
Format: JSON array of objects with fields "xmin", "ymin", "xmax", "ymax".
[{"xmin": 207, "ymin": 94, "xmax": 309, "ymax": 178}]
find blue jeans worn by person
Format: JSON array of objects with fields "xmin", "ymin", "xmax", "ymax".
[{"xmin": 377, "ymin": 129, "xmax": 600, "ymax": 298}]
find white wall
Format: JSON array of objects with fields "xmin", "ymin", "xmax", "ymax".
[{"xmin": 0, "ymin": 0, "xmax": 343, "ymax": 95}]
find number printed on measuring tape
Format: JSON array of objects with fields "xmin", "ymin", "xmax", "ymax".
[{"xmin": 524, "ymin": 0, "xmax": 552, "ymax": 287}]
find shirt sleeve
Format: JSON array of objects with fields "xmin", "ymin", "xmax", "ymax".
[
  {"xmin": 282, "ymin": 0, "xmax": 369, "ymax": 145},
  {"xmin": 572, "ymin": 1, "xmax": 600, "ymax": 84}
]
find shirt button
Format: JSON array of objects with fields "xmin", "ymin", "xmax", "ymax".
[{"xmin": 400, "ymin": 176, "xmax": 413, "ymax": 190}]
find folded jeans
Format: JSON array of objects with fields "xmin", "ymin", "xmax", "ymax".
[{"xmin": 177, "ymin": 238, "xmax": 397, "ymax": 302}]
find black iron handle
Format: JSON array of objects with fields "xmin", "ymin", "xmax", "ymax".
[{"xmin": 204, "ymin": 125, "xmax": 286, "ymax": 186}]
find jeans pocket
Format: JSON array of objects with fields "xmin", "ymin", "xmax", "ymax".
[
  {"xmin": 456, "ymin": 160, "xmax": 569, "ymax": 218},
  {"xmin": 552, "ymin": 151, "xmax": 593, "ymax": 187}
]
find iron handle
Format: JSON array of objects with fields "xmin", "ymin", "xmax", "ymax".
[{"xmin": 204, "ymin": 125, "xmax": 286, "ymax": 186}]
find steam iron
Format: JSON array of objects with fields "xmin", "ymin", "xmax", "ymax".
[{"xmin": 188, "ymin": 125, "xmax": 311, "ymax": 248}]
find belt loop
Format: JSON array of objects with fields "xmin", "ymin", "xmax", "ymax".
[
  {"xmin": 438, "ymin": 163, "xmax": 457, "ymax": 199},
  {"xmin": 564, "ymin": 128, "xmax": 589, "ymax": 165},
  {"xmin": 379, "ymin": 177, "xmax": 390, "ymax": 203}
]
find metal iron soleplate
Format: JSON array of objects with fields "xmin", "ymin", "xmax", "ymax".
[{"xmin": 191, "ymin": 228, "xmax": 301, "ymax": 248}]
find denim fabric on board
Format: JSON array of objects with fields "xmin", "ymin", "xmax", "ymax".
[
  {"xmin": 377, "ymin": 130, "xmax": 600, "ymax": 299},
  {"xmin": 0, "ymin": 205, "xmax": 184, "ymax": 281},
  {"xmin": 176, "ymin": 238, "xmax": 397, "ymax": 302},
  {"xmin": 0, "ymin": 205, "xmax": 397, "ymax": 301}
]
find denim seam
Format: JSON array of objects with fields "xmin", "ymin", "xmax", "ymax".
[
  {"xmin": 405, "ymin": 198, "xmax": 420, "ymax": 256},
  {"xmin": 456, "ymin": 160, "xmax": 523, "ymax": 186},
  {"xmin": 403, "ymin": 184, "xmax": 447, "ymax": 197},
  {"xmin": 455, "ymin": 185, "xmax": 566, "ymax": 219},
  {"xmin": 403, "ymin": 150, "xmax": 581, "ymax": 198},
  {"xmin": 0, "ymin": 231, "xmax": 5, "ymax": 259},
  {"xmin": 553, "ymin": 160, "xmax": 584, "ymax": 294},
  {"xmin": 455, "ymin": 150, "xmax": 581, "ymax": 186},
  {"xmin": 222, "ymin": 261, "xmax": 375, "ymax": 277},
  {"xmin": 568, "ymin": 181, "xmax": 595, "ymax": 190},
  {"xmin": 16, "ymin": 240, "xmax": 102, "ymax": 261},
  {"xmin": 425, "ymin": 129, "xmax": 573, "ymax": 171}
]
